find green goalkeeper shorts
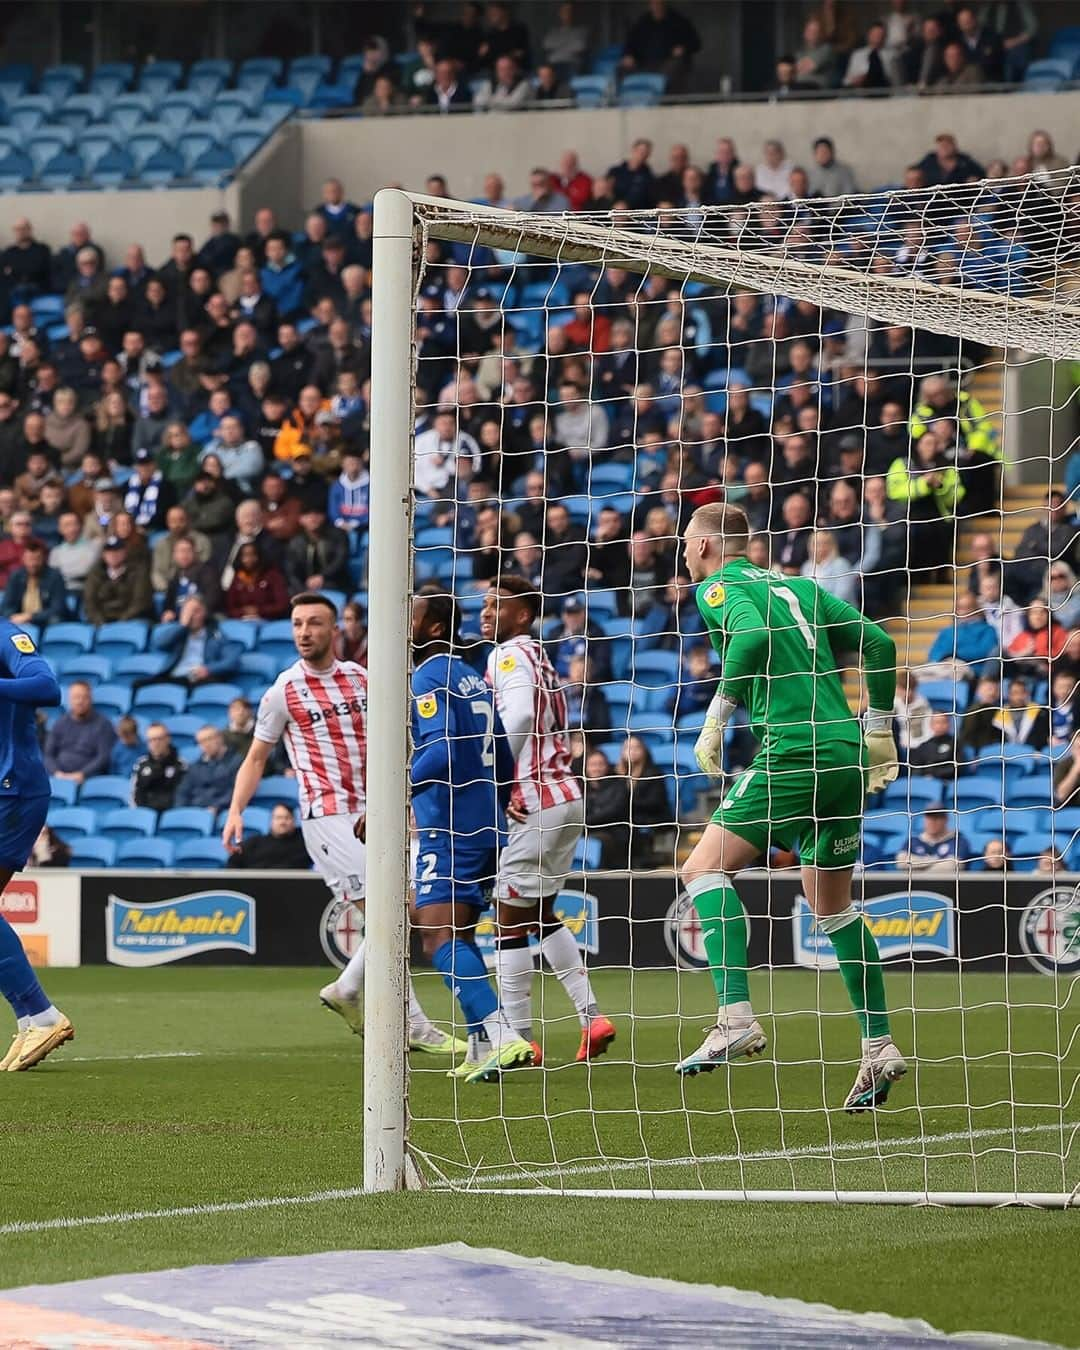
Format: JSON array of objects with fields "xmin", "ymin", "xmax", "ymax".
[{"xmin": 711, "ymin": 744, "xmax": 865, "ymax": 869}]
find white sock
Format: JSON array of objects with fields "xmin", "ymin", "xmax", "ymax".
[
  {"xmin": 465, "ymin": 1030, "xmax": 490, "ymax": 1064},
  {"xmin": 28, "ymin": 1006, "xmax": 61, "ymax": 1029},
  {"xmin": 16, "ymin": 1016, "xmax": 29, "ymax": 1032},
  {"xmin": 336, "ymin": 940, "xmax": 365, "ymax": 998},
  {"xmin": 863, "ymin": 1034, "xmax": 895, "ymax": 1056},
  {"xmin": 408, "ymin": 979, "xmax": 435, "ymax": 1036},
  {"xmin": 482, "ymin": 1008, "xmax": 521, "ymax": 1053},
  {"xmin": 720, "ymin": 1000, "xmax": 754, "ymax": 1025},
  {"xmin": 495, "ymin": 942, "xmax": 535, "ymax": 1038},
  {"xmin": 540, "ymin": 923, "xmax": 597, "ymax": 1028}
]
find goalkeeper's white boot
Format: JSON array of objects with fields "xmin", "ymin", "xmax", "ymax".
[
  {"xmin": 675, "ymin": 1011, "xmax": 767, "ymax": 1076},
  {"xmin": 320, "ymin": 981, "xmax": 363, "ymax": 1035},
  {"xmin": 843, "ymin": 1038, "xmax": 907, "ymax": 1114}
]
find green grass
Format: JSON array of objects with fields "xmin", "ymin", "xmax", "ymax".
[{"xmin": 0, "ymin": 966, "xmax": 1076, "ymax": 1346}]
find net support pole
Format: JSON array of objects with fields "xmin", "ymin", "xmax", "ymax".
[{"xmin": 363, "ymin": 187, "xmax": 414, "ymax": 1193}]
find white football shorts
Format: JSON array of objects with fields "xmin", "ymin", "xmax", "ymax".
[
  {"xmin": 497, "ymin": 797, "xmax": 585, "ymax": 904},
  {"xmin": 302, "ymin": 812, "xmax": 367, "ymax": 903}
]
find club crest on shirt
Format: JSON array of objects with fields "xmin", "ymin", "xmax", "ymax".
[
  {"xmin": 498, "ymin": 653, "xmax": 517, "ymax": 672},
  {"xmin": 416, "ymin": 694, "xmax": 438, "ymax": 719},
  {"xmin": 10, "ymin": 633, "xmax": 34, "ymax": 653},
  {"xmin": 702, "ymin": 582, "xmax": 725, "ymax": 608}
]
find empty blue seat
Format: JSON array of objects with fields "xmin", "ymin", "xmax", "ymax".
[
  {"xmin": 79, "ymin": 125, "xmax": 119, "ymax": 165},
  {"xmin": 250, "ymin": 775, "xmax": 299, "ymax": 808},
  {"xmin": 573, "ymin": 836, "xmax": 602, "ymax": 871},
  {"xmin": 54, "ymin": 93, "xmax": 105, "ymax": 130},
  {"xmin": 141, "ymin": 146, "xmax": 185, "ymax": 185},
  {"xmin": 39, "ymin": 150, "xmax": 85, "ymax": 189},
  {"xmin": 78, "ymin": 776, "xmax": 131, "ymax": 808},
  {"xmin": 174, "ymin": 837, "xmax": 226, "ymax": 868},
  {"xmin": 218, "ymin": 619, "xmax": 259, "ymax": 650},
  {"xmin": 239, "ymin": 56, "xmax": 283, "ymax": 80},
  {"xmin": 308, "ymin": 78, "xmax": 355, "ymax": 109},
  {"xmin": 229, "ymin": 124, "xmax": 269, "ymax": 163},
  {"xmin": 27, "ymin": 126, "xmax": 75, "ymax": 168},
  {"xmin": 919, "ymin": 679, "xmax": 970, "ymax": 712},
  {"xmin": 113, "ymin": 652, "xmax": 170, "ymax": 681},
  {"xmin": 47, "ymin": 806, "xmax": 97, "ymax": 840},
  {"xmin": 950, "ymin": 779, "xmax": 1002, "ymax": 808},
  {"xmin": 570, "ymin": 75, "xmax": 609, "ymax": 108},
  {"xmin": 95, "ymin": 620, "xmax": 150, "ymax": 660},
  {"xmin": 92, "ymin": 683, "xmax": 133, "ymax": 718},
  {"xmin": 617, "ymin": 72, "xmax": 666, "ymax": 107},
  {"xmin": 117, "ymin": 837, "xmax": 176, "ymax": 869},
  {"xmin": 175, "ymin": 125, "xmax": 218, "ymax": 169},
  {"xmin": 216, "ymin": 805, "xmax": 272, "ymax": 837},
  {"xmin": 109, "ymin": 94, "xmax": 154, "ymax": 131},
  {"xmin": 50, "ymin": 777, "xmax": 78, "ymax": 806},
  {"xmin": 188, "ymin": 682, "xmax": 243, "ymax": 709},
  {"xmin": 127, "ymin": 127, "xmax": 168, "ymax": 169},
  {"xmin": 133, "ymin": 684, "xmax": 187, "ymax": 718},
  {"xmin": 190, "ymin": 143, "xmax": 235, "ymax": 185},
  {"xmin": 91, "ymin": 144, "xmax": 136, "ymax": 187},
  {"xmin": 57, "ymin": 654, "xmax": 112, "ymax": 685},
  {"xmin": 0, "ymin": 64, "xmax": 32, "ymax": 102},
  {"xmin": 43, "ymin": 623, "xmax": 94, "ymax": 662},
  {"xmin": 629, "ymin": 651, "xmax": 680, "ymax": 688},
  {"xmin": 100, "ymin": 806, "xmax": 157, "ymax": 842},
  {"xmin": 882, "ymin": 777, "xmax": 941, "ymax": 809},
  {"xmin": 169, "ymin": 714, "xmax": 210, "ymax": 740},
  {"xmin": 189, "ymin": 58, "xmax": 233, "ymax": 82},
  {"xmin": 70, "ymin": 838, "xmax": 117, "ymax": 868},
  {"xmin": 159, "ymin": 93, "xmax": 202, "ymax": 131},
  {"xmin": 138, "ymin": 61, "xmax": 182, "ymax": 98},
  {"xmin": 0, "ymin": 149, "xmax": 33, "ymax": 190},
  {"xmin": 211, "ymin": 92, "xmax": 257, "ymax": 127},
  {"xmin": 238, "ymin": 652, "xmax": 276, "ymax": 684},
  {"xmin": 91, "ymin": 60, "xmax": 134, "ymax": 89},
  {"xmin": 157, "ymin": 807, "xmax": 214, "ymax": 843},
  {"xmin": 8, "ymin": 96, "xmax": 53, "ymax": 132},
  {"xmin": 187, "ymin": 70, "xmax": 226, "ymax": 102}
]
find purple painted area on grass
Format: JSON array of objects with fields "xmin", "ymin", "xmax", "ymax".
[{"xmin": 3, "ymin": 1246, "xmax": 1037, "ymax": 1348}]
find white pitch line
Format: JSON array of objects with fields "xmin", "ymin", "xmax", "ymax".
[
  {"xmin": 67, "ymin": 1051, "xmax": 205, "ymax": 1063},
  {"xmin": 433, "ymin": 1120, "xmax": 1079, "ymax": 1190}
]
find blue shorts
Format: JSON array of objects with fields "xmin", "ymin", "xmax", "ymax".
[
  {"xmin": 413, "ymin": 828, "xmax": 497, "ymax": 912},
  {"xmin": 0, "ymin": 794, "xmax": 48, "ymax": 871}
]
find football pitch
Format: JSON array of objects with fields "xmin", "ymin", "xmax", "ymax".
[{"xmin": 0, "ymin": 965, "xmax": 1076, "ymax": 1346}]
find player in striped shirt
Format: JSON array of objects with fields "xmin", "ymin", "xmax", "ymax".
[
  {"xmin": 481, "ymin": 576, "xmax": 616, "ymax": 1064},
  {"xmin": 222, "ymin": 592, "xmax": 459, "ymax": 1056}
]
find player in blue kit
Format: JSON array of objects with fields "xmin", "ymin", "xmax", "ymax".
[
  {"xmin": 0, "ymin": 621, "xmax": 74, "ymax": 1071},
  {"xmin": 410, "ymin": 590, "xmax": 534, "ymax": 1083}
]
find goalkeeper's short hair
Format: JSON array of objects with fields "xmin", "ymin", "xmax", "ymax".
[{"xmin": 687, "ymin": 502, "xmax": 750, "ymax": 552}]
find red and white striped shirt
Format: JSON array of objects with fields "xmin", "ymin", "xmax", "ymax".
[
  {"xmin": 255, "ymin": 658, "xmax": 368, "ymax": 819},
  {"xmin": 486, "ymin": 635, "xmax": 582, "ymax": 813}
]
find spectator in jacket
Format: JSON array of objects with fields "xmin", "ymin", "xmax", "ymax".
[
  {"xmin": 150, "ymin": 505, "xmax": 212, "ymax": 592},
  {"xmin": 160, "ymin": 535, "xmax": 222, "ymax": 620},
  {"xmin": 546, "ymin": 593, "xmax": 611, "ymax": 680},
  {"xmin": 131, "ymin": 381, "xmax": 173, "ymax": 458},
  {"xmin": 44, "ymin": 681, "xmax": 116, "ymax": 785},
  {"xmin": 285, "ymin": 506, "xmax": 350, "ymax": 593},
  {"xmin": 582, "ymin": 747, "xmax": 630, "ymax": 867},
  {"xmin": 123, "ymin": 447, "xmax": 175, "ymax": 532},
  {"xmin": 109, "ymin": 714, "xmax": 144, "ymax": 778},
  {"xmin": 259, "ymin": 233, "xmax": 305, "ymax": 321},
  {"xmin": 334, "ymin": 600, "xmax": 367, "ymax": 665},
  {"xmin": 44, "ymin": 386, "xmax": 90, "ymax": 470},
  {"xmin": 561, "ymin": 653, "xmax": 612, "ymax": 742},
  {"xmin": 895, "ymin": 804, "xmax": 971, "ymax": 873},
  {"xmin": 82, "ymin": 535, "xmax": 154, "ymax": 625},
  {"xmin": 1007, "ymin": 600, "xmax": 1067, "ymax": 678},
  {"xmin": 175, "ymin": 725, "xmax": 241, "ymax": 813},
  {"xmin": 994, "ymin": 675, "xmax": 1050, "ymax": 750},
  {"xmin": 959, "ymin": 675, "xmax": 1004, "ymax": 754},
  {"xmin": 201, "ymin": 414, "xmax": 264, "ymax": 494},
  {"xmin": 886, "ymin": 431, "xmax": 964, "ymax": 576},
  {"xmin": 666, "ymin": 642, "xmax": 719, "ymax": 719},
  {"xmin": 181, "ymin": 470, "xmax": 237, "ymax": 538},
  {"xmin": 1, "ymin": 218, "xmax": 52, "ymax": 298},
  {"xmin": 621, "ymin": 0, "xmax": 700, "ymax": 91},
  {"xmin": 327, "ymin": 451, "xmax": 370, "ymax": 535},
  {"xmin": 131, "ymin": 723, "xmax": 186, "ymax": 812},
  {"xmin": 224, "ymin": 540, "xmax": 289, "ymax": 621},
  {"xmin": 49, "ymin": 510, "xmax": 100, "ymax": 595},
  {"xmin": 908, "ymin": 711, "xmax": 959, "ymax": 780},
  {"xmin": 1008, "ymin": 491, "xmax": 1080, "ymax": 603},
  {"xmin": 148, "ymin": 595, "xmax": 242, "ymax": 688},
  {"xmin": 0, "ymin": 539, "xmax": 67, "ymax": 627},
  {"xmin": 617, "ymin": 734, "xmax": 671, "ymax": 862},
  {"xmin": 925, "ymin": 592, "xmax": 999, "ymax": 681},
  {"xmin": 226, "ymin": 802, "xmax": 311, "ymax": 870},
  {"xmin": 807, "ymin": 137, "xmax": 858, "ymax": 197}
]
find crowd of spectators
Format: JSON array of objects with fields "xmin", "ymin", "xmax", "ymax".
[{"xmin": 3, "ymin": 104, "xmax": 1076, "ymax": 870}]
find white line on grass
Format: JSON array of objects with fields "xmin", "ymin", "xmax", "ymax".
[
  {"xmin": 0, "ymin": 1122, "xmax": 1072, "ymax": 1234},
  {"xmin": 433, "ymin": 1120, "xmax": 1078, "ymax": 1189}
]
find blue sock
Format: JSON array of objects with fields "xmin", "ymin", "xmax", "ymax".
[
  {"xmin": 0, "ymin": 914, "xmax": 48, "ymax": 1016},
  {"xmin": 432, "ymin": 938, "xmax": 498, "ymax": 1029}
]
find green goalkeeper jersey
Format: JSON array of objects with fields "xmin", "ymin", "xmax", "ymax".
[{"xmin": 695, "ymin": 558, "xmax": 897, "ymax": 763}]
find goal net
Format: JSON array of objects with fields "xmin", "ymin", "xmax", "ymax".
[{"xmin": 363, "ymin": 171, "xmax": 1080, "ymax": 1205}]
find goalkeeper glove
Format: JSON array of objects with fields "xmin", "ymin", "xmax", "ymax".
[
  {"xmin": 695, "ymin": 694, "xmax": 737, "ymax": 778},
  {"xmin": 864, "ymin": 710, "xmax": 899, "ymax": 795}
]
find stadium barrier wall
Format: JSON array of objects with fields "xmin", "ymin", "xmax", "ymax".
[{"xmin": 24, "ymin": 868, "xmax": 1072, "ymax": 980}]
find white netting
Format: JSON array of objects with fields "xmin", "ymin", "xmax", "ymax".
[{"xmin": 384, "ymin": 182, "xmax": 1079, "ymax": 1203}]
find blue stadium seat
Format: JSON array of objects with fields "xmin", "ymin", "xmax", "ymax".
[
  {"xmin": 100, "ymin": 806, "xmax": 157, "ymax": 842},
  {"xmin": 141, "ymin": 146, "xmax": 186, "ymax": 185},
  {"xmin": 109, "ymin": 95, "xmax": 155, "ymax": 132},
  {"xmin": 113, "ymin": 652, "xmax": 170, "ymax": 681},
  {"xmin": 0, "ymin": 149, "xmax": 33, "ymax": 190},
  {"xmin": 78, "ymin": 776, "xmax": 131, "ymax": 809},
  {"xmin": 157, "ymin": 807, "xmax": 214, "ymax": 843},
  {"xmin": 918, "ymin": 679, "xmax": 970, "ymax": 713},
  {"xmin": 47, "ymin": 806, "xmax": 97, "ymax": 840},
  {"xmin": 117, "ymin": 837, "xmax": 176, "ymax": 870},
  {"xmin": 0, "ymin": 64, "xmax": 32, "ymax": 102},
  {"xmin": 39, "ymin": 150, "xmax": 86, "ymax": 189},
  {"xmin": 188, "ymin": 682, "xmax": 243, "ymax": 710},
  {"xmin": 187, "ymin": 70, "xmax": 227, "ymax": 102},
  {"xmin": 228, "ymin": 123, "xmax": 270, "ymax": 163},
  {"xmin": 210, "ymin": 92, "xmax": 258, "ymax": 128},
  {"xmin": 189, "ymin": 58, "xmax": 233, "ymax": 83},
  {"xmin": 190, "ymin": 143, "xmax": 235, "ymax": 185},
  {"xmin": 617, "ymin": 72, "xmax": 666, "ymax": 107},
  {"xmin": 169, "ymin": 714, "xmax": 209, "ymax": 740},
  {"xmin": 54, "ymin": 93, "xmax": 105, "ymax": 131},
  {"xmin": 573, "ymin": 836, "xmax": 602, "ymax": 871},
  {"xmin": 950, "ymin": 779, "xmax": 1002, "ymax": 808},
  {"xmin": 50, "ymin": 777, "xmax": 78, "ymax": 806},
  {"xmin": 90, "ymin": 61, "xmax": 135, "ymax": 94},
  {"xmin": 570, "ymin": 75, "xmax": 609, "ymax": 108},
  {"xmin": 42, "ymin": 623, "xmax": 94, "ymax": 663},
  {"xmin": 27, "ymin": 126, "xmax": 75, "ymax": 170},
  {"xmin": 138, "ymin": 60, "xmax": 183, "ymax": 97},
  {"xmin": 70, "ymin": 838, "xmax": 117, "ymax": 868},
  {"xmin": 90, "ymin": 145, "xmax": 135, "ymax": 187},
  {"xmin": 308, "ymin": 79, "xmax": 355, "ymax": 110},
  {"xmin": 218, "ymin": 619, "xmax": 259, "ymax": 650},
  {"xmin": 1004, "ymin": 806, "xmax": 1052, "ymax": 837},
  {"xmin": 240, "ymin": 56, "xmax": 283, "ymax": 81},
  {"xmin": 250, "ymin": 775, "xmax": 299, "ymax": 808},
  {"xmin": 8, "ymin": 96, "xmax": 54, "ymax": 132},
  {"xmin": 79, "ymin": 125, "xmax": 119, "ymax": 166},
  {"xmin": 95, "ymin": 620, "xmax": 150, "ymax": 660},
  {"xmin": 628, "ymin": 651, "xmax": 680, "ymax": 688},
  {"xmin": 174, "ymin": 124, "xmax": 217, "ymax": 169},
  {"xmin": 882, "ymin": 777, "xmax": 942, "ymax": 809},
  {"xmin": 1023, "ymin": 58, "xmax": 1073, "ymax": 90},
  {"xmin": 174, "ymin": 837, "xmax": 227, "ymax": 868},
  {"xmin": 92, "ymin": 683, "xmax": 133, "ymax": 718},
  {"xmin": 237, "ymin": 651, "xmax": 277, "ymax": 694},
  {"xmin": 159, "ymin": 93, "xmax": 202, "ymax": 132},
  {"xmin": 57, "ymin": 654, "xmax": 113, "ymax": 685},
  {"xmin": 133, "ymin": 684, "xmax": 187, "ymax": 719}
]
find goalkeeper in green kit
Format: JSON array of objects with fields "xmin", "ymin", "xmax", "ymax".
[{"xmin": 677, "ymin": 503, "xmax": 907, "ymax": 1112}]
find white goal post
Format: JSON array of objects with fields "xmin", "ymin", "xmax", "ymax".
[{"xmin": 365, "ymin": 178, "xmax": 1080, "ymax": 1205}]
